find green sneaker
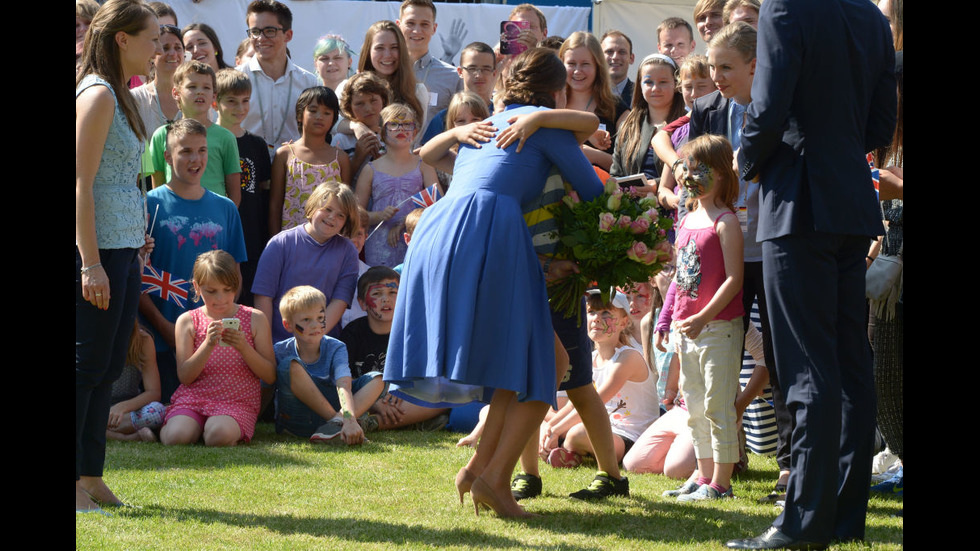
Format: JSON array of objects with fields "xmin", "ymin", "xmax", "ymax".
[
  {"xmin": 569, "ymin": 472, "xmax": 629, "ymax": 500},
  {"xmin": 511, "ymin": 472, "xmax": 542, "ymax": 501}
]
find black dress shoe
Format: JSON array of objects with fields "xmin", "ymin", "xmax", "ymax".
[{"xmin": 726, "ymin": 526, "xmax": 827, "ymax": 550}]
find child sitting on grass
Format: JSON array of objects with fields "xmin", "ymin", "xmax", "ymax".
[
  {"xmin": 342, "ymin": 267, "xmax": 450, "ymax": 430},
  {"xmin": 274, "ymin": 285, "xmax": 383, "ymax": 444}
]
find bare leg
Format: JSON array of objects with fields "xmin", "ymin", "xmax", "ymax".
[
  {"xmin": 160, "ymin": 415, "xmax": 203, "ymax": 446},
  {"xmin": 471, "ymin": 390, "xmax": 550, "ymax": 517},
  {"xmin": 378, "ymin": 402, "xmax": 450, "ymax": 430},
  {"xmin": 518, "ymin": 435, "xmax": 540, "ymax": 477},
  {"xmin": 76, "ymin": 480, "xmax": 100, "ymax": 511},
  {"xmin": 106, "ymin": 428, "xmax": 142, "ymax": 441},
  {"xmin": 566, "ymin": 384, "xmax": 622, "ymax": 479},
  {"xmin": 78, "ymin": 476, "xmax": 122, "ymax": 506},
  {"xmin": 202, "ymin": 415, "xmax": 242, "ymax": 447},
  {"xmin": 290, "ymin": 363, "xmax": 343, "ymax": 421},
  {"xmin": 457, "ymin": 405, "xmax": 488, "ymax": 448},
  {"xmin": 711, "ymin": 461, "xmax": 734, "ymax": 490}
]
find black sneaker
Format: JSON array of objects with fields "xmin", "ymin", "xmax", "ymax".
[
  {"xmin": 310, "ymin": 418, "xmax": 344, "ymax": 444},
  {"xmin": 511, "ymin": 472, "xmax": 542, "ymax": 501},
  {"xmin": 569, "ymin": 472, "xmax": 629, "ymax": 500}
]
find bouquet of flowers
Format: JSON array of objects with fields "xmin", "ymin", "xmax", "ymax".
[{"xmin": 547, "ymin": 178, "xmax": 673, "ymax": 321}]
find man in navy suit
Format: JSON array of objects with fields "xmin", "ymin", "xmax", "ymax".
[{"xmin": 728, "ymin": 0, "xmax": 896, "ymax": 549}]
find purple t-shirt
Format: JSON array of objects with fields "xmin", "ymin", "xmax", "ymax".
[{"xmin": 251, "ymin": 225, "xmax": 359, "ymax": 342}]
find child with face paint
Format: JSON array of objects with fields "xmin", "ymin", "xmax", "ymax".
[
  {"xmin": 355, "ymin": 103, "xmax": 438, "ymax": 268},
  {"xmin": 341, "ymin": 267, "xmax": 450, "ymax": 430},
  {"xmin": 160, "ymin": 250, "xmax": 276, "ymax": 447},
  {"xmin": 542, "ymin": 290, "xmax": 660, "ymax": 469},
  {"xmin": 665, "ymin": 133, "xmax": 744, "ymax": 502},
  {"xmin": 273, "ymin": 285, "xmax": 384, "ymax": 444}
]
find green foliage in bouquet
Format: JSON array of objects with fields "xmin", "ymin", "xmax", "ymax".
[{"xmin": 547, "ymin": 179, "xmax": 674, "ymax": 322}]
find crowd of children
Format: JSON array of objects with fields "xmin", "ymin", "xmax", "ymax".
[{"xmin": 79, "ymin": 0, "xmax": 903, "ymax": 524}]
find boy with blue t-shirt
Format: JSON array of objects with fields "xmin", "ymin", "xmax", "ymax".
[
  {"xmin": 274, "ymin": 285, "xmax": 384, "ymax": 444},
  {"xmin": 140, "ymin": 119, "xmax": 248, "ymax": 404}
]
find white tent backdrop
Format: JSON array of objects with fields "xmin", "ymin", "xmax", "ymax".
[
  {"xmin": 166, "ymin": 1, "xmax": 590, "ymax": 72},
  {"xmin": 592, "ymin": 0, "xmax": 704, "ymax": 68}
]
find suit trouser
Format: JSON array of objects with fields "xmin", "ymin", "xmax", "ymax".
[{"xmin": 763, "ymin": 232, "xmax": 875, "ymax": 543}]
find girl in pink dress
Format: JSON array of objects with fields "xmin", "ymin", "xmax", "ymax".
[{"xmin": 160, "ymin": 251, "xmax": 275, "ymax": 446}]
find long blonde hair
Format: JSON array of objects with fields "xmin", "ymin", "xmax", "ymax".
[{"xmin": 558, "ymin": 32, "xmax": 617, "ymax": 122}]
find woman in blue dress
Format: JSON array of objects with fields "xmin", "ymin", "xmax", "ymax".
[{"xmin": 385, "ymin": 48, "xmax": 604, "ymax": 517}]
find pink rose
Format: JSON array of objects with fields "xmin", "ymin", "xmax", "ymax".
[
  {"xmin": 630, "ymin": 217, "xmax": 650, "ymax": 234},
  {"xmin": 616, "ymin": 214, "xmax": 632, "ymax": 229},
  {"xmin": 627, "ymin": 241, "xmax": 649, "ymax": 263},
  {"xmin": 568, "ymin": 190, "xmax": 581, "ymax": 204},
  {"xmin": 598, "ymin": 212, "xmax": 616, "ymax": 232}
]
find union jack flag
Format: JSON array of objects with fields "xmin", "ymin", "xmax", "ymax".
[
  {"xmin": 409, "ymin": 184, "xmax": 442, "ymax": 209},
  {"xmin": 867, "ymin": 152, "xmax": 880, "ymax": 191},
  {"xmin": 142, "ymin": 263, "xmax": 190, "ymax": 308}
]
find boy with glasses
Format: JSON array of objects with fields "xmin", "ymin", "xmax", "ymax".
[{"xmin": 237, "ymin": 0, "xmax": 318, "ymax": 159}]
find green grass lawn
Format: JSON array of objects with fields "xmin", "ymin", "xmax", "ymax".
[{"xmin": 77, "ymin": 424, "xmax": 903, "ymax": 550}]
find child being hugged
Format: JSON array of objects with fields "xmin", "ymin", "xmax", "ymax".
[
  {"xmin": 148, "ymin": 60, "xmax": 242, "ymax": 205},
  {"xmin": 215, "ymin": 68, "xmax": 272, "ymax": 307},
  {"xmin": 668, "ymin": 133, "xmax": 744, "ymax": 502},
  {"xmin": 355, "ymin": 103, "xmax": 437, "ymax": 268},
  {"xmin": 270, "ymin": 86, "xmax": 352, "ymax": 235},
  {"xmin": 160, "ymin": 250, "xmax": 275, "ymax": 446},
  {"xmin": 275, "ymin": 285, "xmax": 383, "ymax": 444},
  {"xmin": 544, "ymin": 291, "xmax": 660, "ymax": 468}
]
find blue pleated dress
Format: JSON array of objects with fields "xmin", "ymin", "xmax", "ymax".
[{"xmin": 384, "ymin": 105, "xmax": 603, "ymax": 408}]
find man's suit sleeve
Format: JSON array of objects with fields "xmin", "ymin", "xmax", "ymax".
[
  {"xmin": 739, "ymin": 0, "xmax": 802, "ymax": 181},
  {"xmin": 865, "ymin": 47, "xmax": 897, "ymax": 153}
]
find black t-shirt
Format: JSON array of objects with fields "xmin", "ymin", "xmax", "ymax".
[
  {"xmin": 340, "ymin": 316, "xmax": 389, "ymax": 379},
  {"xmin": 236, "ymin": 131, "xmax": 272, "ymax": 307}
]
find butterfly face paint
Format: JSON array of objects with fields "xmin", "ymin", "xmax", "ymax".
[
  {"xmin": 587, "ymin": 308, "xmax": 623, "ymax": 340},
  {"xmin": 682, "ymin": 158, "xmax": 714, "ymax": 198},
  {"xmin": 364, "ymin": 280, "xmax": 399, "ymax": 321}
]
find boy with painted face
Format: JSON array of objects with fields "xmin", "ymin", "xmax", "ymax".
[
  {"xmin": 341, "ymin": 267, "xmax": 450, "ymax": 430},
  {"xmin": 273, "ymin": 285, "xmax": 384, "ymax": 444}
]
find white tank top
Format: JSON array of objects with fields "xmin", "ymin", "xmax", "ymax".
[{"xmin": 593, "ymin": 345, "xmax": 661, "ymax": 441}]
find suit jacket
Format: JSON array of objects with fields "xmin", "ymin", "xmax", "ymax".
[
  {"xmin": 689, "ymin": 90, "xmax": 731, "ymax": 142},
  {"xmin": 738, "ymin": 0, "xmax": 896, "ymax": 241},
  {"xmin": 619, "ymin": 78, "xmax": 634, "ymax": 107}
]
